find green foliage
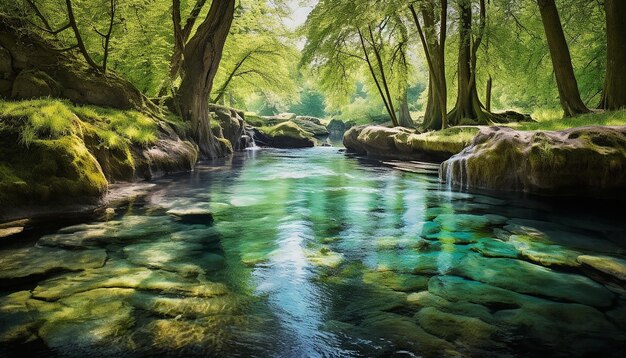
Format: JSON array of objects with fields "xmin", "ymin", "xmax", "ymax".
[{"xmin": 288, "ymin": 88, "xmax": 326, "ymax": 118}]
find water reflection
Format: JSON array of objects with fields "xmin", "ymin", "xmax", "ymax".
[{"xmin": 0, "ymin": 147, "xmax": 625, "ymax": 357}]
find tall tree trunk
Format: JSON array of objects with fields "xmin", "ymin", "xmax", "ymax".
[
  {"xmin": 398, "ymin": 93, "xmax": 414, "ymax": 128},
  {"xmin": 486, "ymin": 75, "xmax": 493, "ymax": 112},
  {"xmin": 600, "ymin": 0, "xmax": 626, "ymax": 110},
  {"xmin": 158, "ymin": 0, "xmax": 208, "ymax": 97},
  {"xmin": 177, "ymin": 0, "xmax": 235, "ymax": 158},
  {"xmin": 409, "ymin": 1, "xmax": 448, "ymax": 131},
  {"xmin": 537, "ymin": 0, "xmax": 589, "ymax": 116},
  {"xmin": 448, "ymin": 0, "xmax": 490, "ymax": 125},
  {"xmin": 357, "ymin": 28, "xmax": 399, "ymax": 127}
]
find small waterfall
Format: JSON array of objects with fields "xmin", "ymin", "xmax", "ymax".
[
  {"xmin": 446, "ymin": 161, "xmax": 454, "ymax": 191},
  {"xmin": 440, "ymin": 155, "xmax": 471, "ymax": 191},
  {"xmin": 242, "ymin": 125, "xmax": 259, "ymax": 149}
]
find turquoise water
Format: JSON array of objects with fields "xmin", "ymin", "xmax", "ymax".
[{"xmin": 1, "ymin": 147, "xmax": 625, "ymax": 357}]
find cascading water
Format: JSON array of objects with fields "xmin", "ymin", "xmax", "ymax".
[
  {"xmin": 440, "ymin": 155, "xmax": 471, "ymax": 191},
  {"xmin": 243, "ymin": 125, "xmax": 259, "ymax": 149}
]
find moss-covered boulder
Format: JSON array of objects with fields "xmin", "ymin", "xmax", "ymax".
[
  {"xmin": 10, "ymin": 69, "xmax": 61, "ymax": 99},
  {"xmin": 210, "ymin": 105, "xmax": 245, "ymax": 151},
  {"xmin": 0, "ymin": 99, "xmax": 199, "ymax": 218},
  {"xmin": 344, "ymin": 125, "xmax": 477, "ymax": 161},
  {"xmin": 256, "ymin": 121, "xmax": 315, "ymax": 148},
  {"xmin": 0, "ymin": 133, "xmax": 108, "ymax": 206},
  {"xmin": 440, "ymin": 126, "xmax": 626, "ymax": 197},
  {"xmin": 293, "ymin": 118, "xmax": 329, "ymax": 137},
  {"xmin": 0, "ymin": 16, "xmax": 150, "ymax": 110}
]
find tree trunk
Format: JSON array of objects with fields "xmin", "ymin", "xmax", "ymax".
[
  {"xmin": 177, "ymin": 0, "xmax": 235, "ymax": 158},
  {"xmin": 409, "ymin": 1, "xmax": 448, "ymax": 131},
  {"xmin": 448, "ymin": 0, "xmax": 491, "ymax": 125},
  {"xmin": 601, "ymin": 0, "xmax": 626, "ymax": 110},
  {"xmin": 486, "ymin": 75, "xmax": 492, "ymax": 112},
  {"xmin": 537, "ymin": 0, "xmax": 589, "ymax": 116},
  {"xmin": 423, "ymin": 74, "xmax": 443, "ymax": 130},
  {"xmin": 398, "ymin": 94, "xmax": 414, "ymax": 128}
]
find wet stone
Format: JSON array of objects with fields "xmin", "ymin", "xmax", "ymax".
[
  {"xmin": 452, "ymin": 253, "xmax": 614, "ymax": 307},
  {"xmin": 414, "ymin": 307, "xmax": 500, "ymax": 347},
  {"xmin": 471, "ymin": 239, "xmax": 518, "ymax": 258},
  {"xmin": 167, "ymin": 207, "xmax": 214, "ymax": 225},
  {"xmin": 0, "ymin": 247, "xmax": 107, "ymax": 281},
  {"xmin": 577, "ymin": 255, "xmax": 626, "ymax": 281}
]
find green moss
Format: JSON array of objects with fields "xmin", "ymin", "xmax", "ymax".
[
  {"xmin": 259, "ymin": 121, "xmax": 314, "ymax": 140},
  {"xmin": 72, "ymin": 104, "xmax": 158, "ymax": 146},
  {"xmin": 511, "ymin": 109, "xmax": 626, "ymax": 131},
  {"xmin": 0, "ymin": 99, "xmax": 80, "ymax": 145},
  {"xmin": 0, "ymin": 134, "xmax": 108, "ymax": 206}
]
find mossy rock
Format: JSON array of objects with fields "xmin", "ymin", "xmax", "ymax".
[
  {"xmin": 257, "ymin": 121, "xmax": 315, "ymax": 148},
  {"xmin": 11, "ymin": 69, "xmax": 61, "ymax": 100},
  {"xmin": 293, "ymin": 118, "xmax": 329, "ymax": 137},
  {"xmin": 0, "ymin": 133, "xmax": 108, "ymax": 206},
  {"xmin": 343, "ymin": 125, "xmax": 471, "ymax": 160},
  {"xmin": 441, "ymin": 126, "xmax": 626, "ymax": 197}
]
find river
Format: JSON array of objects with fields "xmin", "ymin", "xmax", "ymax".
[{"xmin": 1, "ymin": 147, "xmax": 625, "ymax": 357}]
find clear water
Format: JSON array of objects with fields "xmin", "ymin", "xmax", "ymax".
[{"xmin": 1, "ymin": 147, "xmax": 625, "ymax": 357}]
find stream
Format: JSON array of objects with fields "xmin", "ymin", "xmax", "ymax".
[{"xmin": 1, "ymin": 147, "xmax": 625, "ymax": 357}]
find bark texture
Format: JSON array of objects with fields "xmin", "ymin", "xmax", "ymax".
[
  {"xmin": 601, "ymin": 0, "xmax": 626, "ymax": 110},
  {"xmin": 537, "ymin": 0, "xmax": 589, "ymax": 116},
  {"xmin": 178, "ymin": 0, "xmax": 235, "ymax": 158}
]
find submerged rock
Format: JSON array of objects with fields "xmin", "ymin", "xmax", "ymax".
[
  {"xmin": 166, "ymin": 207, "xmax": 214, "ymax": 225},
  {"xmin": 38, "ymin": 288, "xmax": 136, "ymax": 354},
  {"xmin": 577, "ymin": 255, "xmax": 626, "ymax": 281},
  {"xmin": 440, "ymin": 126, "xmax": 626, "ymax": 197},
  {"xmin": 407, "ymin": 291, "xmax": 493, "ymax": 323},
  {"xmin": 363, "ymin": 271, "xmax": 430, "ymax": 292},
  {"xmin": 451, "ymin": 254, "xmax": 614, "ymax": 307},
  {"xmin": 32, "ymin": 260, "xmax": 228, "ymax": 301},
  {"xmin": 0, "ymin": 247, "xmax": 106, "ymax": 281},
  {"xmin": 415, "ymin": 307, "xmax": 499, "ymax": 347}
]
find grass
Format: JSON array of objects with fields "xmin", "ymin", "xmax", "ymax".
[
  {"xmin": 0, "ymin": 98, "xmax": 159, "ymax": 149},
  {"xmin": 0, "ymin": 100, "xmax": 80, "ymax": 145},
  {"xmin": 508, "ymin": 108, "xmax": 626, "ymax": 131},
  {"xmin": 417, "ymin": 126, "xmax": 479, "ymax": 145}
]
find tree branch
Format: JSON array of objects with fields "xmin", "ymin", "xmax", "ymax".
[{"xmin": 65, "ymin": 0, "xmax": 102, "ymax": 72}]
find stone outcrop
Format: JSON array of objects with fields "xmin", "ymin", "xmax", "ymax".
[
  {"xmin": 254, "ymin": 121, "xmax": 315, "ymax": 148},
  {"xmin": 0, "ymin": 16, "xmax": 152, "ymax": 111},
  {"xmin": 344, "ymin": 125, "xmax": 474, "ymax": 161},
  {"xmin": 440, "ymin": 126, "xmax": 626, "ymax": 197}
]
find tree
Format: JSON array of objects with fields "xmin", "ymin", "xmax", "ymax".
[
  {"xmin": 210, "ymin": 2, "xmax": 299, "ymax": 109},
  {"xmin": 536, "ymin": 0, "xmax": 589, "ymax": 116},
  {"xmin": 302, "ymin": 0, "xmax": 414, "ymax": 128},
  {"xmin": 446, "ymin": 0, "xmax": 489, "ymax": 124},
  {"xmin": 600, "ymin": 0, "xmax": 626, "ymax": 110},
  {"xmin": 409, "ymin": 0, "xmax": 448, "ymax": 130},
  {"xmin": 177, "ymin": 0, "xmax": 236, "ymax": 158}
]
